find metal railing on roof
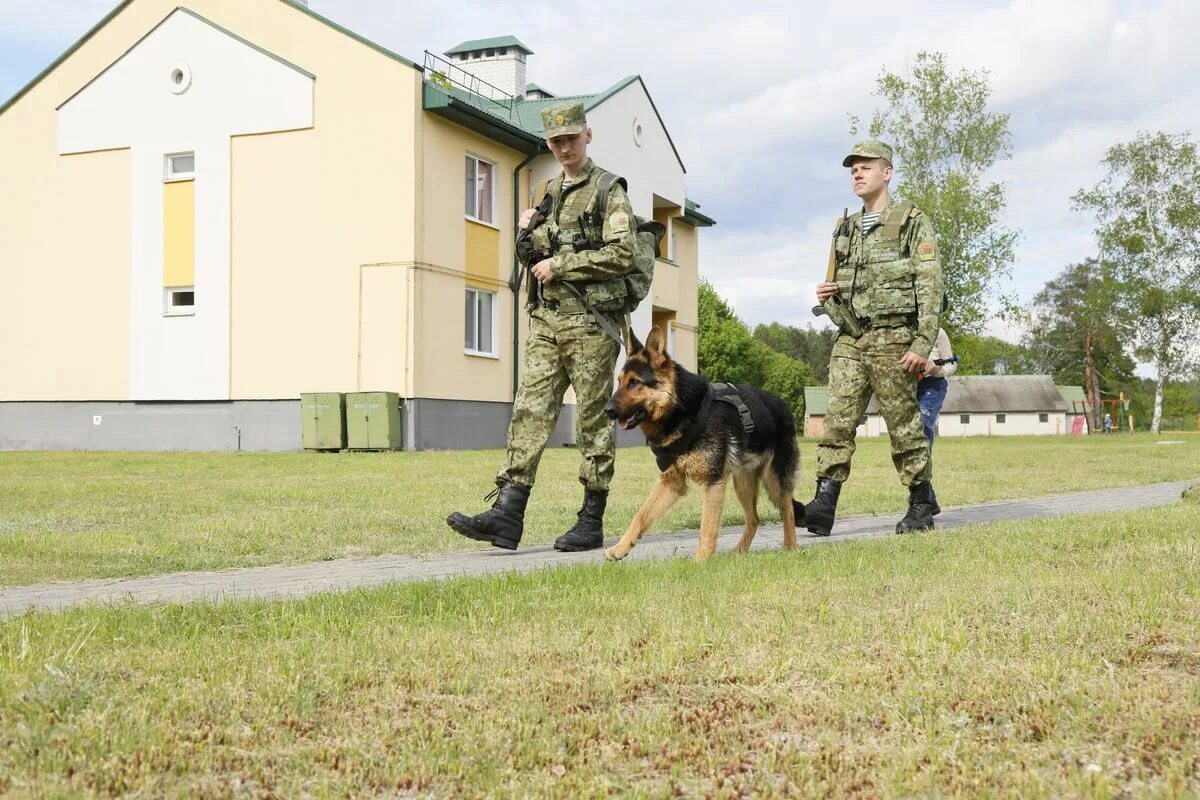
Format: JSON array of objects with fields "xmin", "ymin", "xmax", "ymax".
[{"xmin": 423, "ymin": 51, "xmax": 516, "ymax": 121}]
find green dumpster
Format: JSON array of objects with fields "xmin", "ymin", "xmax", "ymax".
[
  {"xmin": 300, "ymin": 393, "xmax": 346, "ymax": 451},
  {"xmin": 346, "ymin": 391, "xmax": 403, "ymax": 450}
]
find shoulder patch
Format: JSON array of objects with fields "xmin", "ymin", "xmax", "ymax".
[
  {"xmin": 909, "ymin": 206, "xmax": 923, "ymax": 218},
  {"xmin": 917, "ymin": 241, "xmax": 936, "ymax": 261},
  {"xmin": 609, "ymin": 211, "xmax": 630, "ymax": 234}
]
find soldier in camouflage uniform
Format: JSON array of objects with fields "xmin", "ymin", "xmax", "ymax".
[
  {"xmin": 802, "ymin": 140, "xmax": 944, "ymax": 536},
  {"xmin": 446, "ymin": 100, "xmax": 637, "ymax": 552}
]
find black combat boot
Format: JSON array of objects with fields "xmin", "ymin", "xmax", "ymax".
[
  {"xmin": 554, "ymin": 489, "xmax": 607, "ymax": 552},
  {"xmin": 895, "ymin": 482, "xmax": 936, "ymax": 534},
  {"xmin": 803, "ymin": 477, "xmax": 842, "ymax": 537},
  {"xmin": 446, "ymin": 482, "xmax": 530, "ymax": 550}
]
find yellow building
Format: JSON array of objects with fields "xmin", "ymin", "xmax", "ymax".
[{"xmin": 0, "ymin": 0, "xmax": 713, "ymax": 451}]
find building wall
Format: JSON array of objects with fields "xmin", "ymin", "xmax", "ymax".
[
  {"xmin": 411, "ymin": 114, "xmax": 527, "ymax": 402},
  {"xmin": 57, "ymin": 8, "xmax": 316, "ymax": 401},
  {"xmin": 936, "ymin": 411, "xmax": 1067, "ymax": 436},
  {"xmin": 0, "ymin": 0, "xmax": 422, "ymax": 403}
]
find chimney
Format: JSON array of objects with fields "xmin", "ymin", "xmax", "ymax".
[{"xmin": 443, "ymin": 36, "xmax": 533, "ymax": 100}]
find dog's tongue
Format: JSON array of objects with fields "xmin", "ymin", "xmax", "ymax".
[{"xmin": 620, "ymin": 418, "xmax": 637, "ymax": 431}]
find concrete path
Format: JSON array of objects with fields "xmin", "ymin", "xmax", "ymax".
[{"xmin": 2, "ymin": 480, "xmax": 1193, "ymax": 618}]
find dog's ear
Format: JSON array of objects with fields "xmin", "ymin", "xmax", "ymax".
[
  {"xmin": 625, "ymin": 326, "xmax": 643, "ymax": 354},
  {"xmin": 644, "ymin": 325, "xmax": 667, "ymax": 359}
]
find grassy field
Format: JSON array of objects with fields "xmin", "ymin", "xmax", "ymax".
[
  {"xmin": 1, "ymin": 433, "xmax": 1198, "ymax": 588},
  {"xmin": 1, "ymin": 495, "xmax": 1198, "ymax": 797}
]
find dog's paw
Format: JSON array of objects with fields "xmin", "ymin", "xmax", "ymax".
[{"xmin": 604, "ymin": 545, "xmax": 628, "ymax": 562}]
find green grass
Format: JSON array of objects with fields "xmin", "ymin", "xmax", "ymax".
[
  {"xmin": 1, "ymin": 433, "xmax": 1197, "ymax": 587},
  {"xmin": 2, "ymin": 499, "xmax": 1198, "ymax": 797}
]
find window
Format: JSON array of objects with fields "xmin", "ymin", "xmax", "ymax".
[
  {"xmin": 996, "ymin": 413, "xmax": 1007, "ymax": 424},
  {"xmin": 1039, "ymin": 413, "xmax": 1049, "ymax": 423},
  {"xmin": 164, "ymin": 286, "xmax": 195, "ymax": 316},
  {"xmin": 498, "ymin": 48, "xmax": 507, "ymax": 55},
  {"xmin": 465, "ymin": 155, "xmax": 496, "ymax": 225},
  {"xmin": 164, "ymin": 151, "xmax": 195, "ymax": 181},
  {"xmin": 465, "ymin": 288, "xmax": 497, "ymax": 356},
  {"xmin": 960, "ymin": 414, "xmax": 970, "ymax": 424}
]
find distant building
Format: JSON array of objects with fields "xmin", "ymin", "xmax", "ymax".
[
  {"xmin": 1057, "ymin": 385, "xmax": 1090, "ymax": 435},
  {"xmin": 804, "ymin": 376, "xmax": 1086, "ymax": 438}
]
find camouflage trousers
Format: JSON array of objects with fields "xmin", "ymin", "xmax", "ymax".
[
  {"xmin": 497, "ymin": 306, "xmax": 622, "ymax": 491},
  {"xmin": 816, "ymin": 325, "xmax": 932, "ymax": 487}
]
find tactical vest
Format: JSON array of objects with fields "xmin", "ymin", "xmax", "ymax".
[
  {"xmin": 833, "ymin": 200, "xmax": 921, "ymax": 327},
  {"xmin": 528, "ymin": 162, "xmax": 629, "ymax": 315}
]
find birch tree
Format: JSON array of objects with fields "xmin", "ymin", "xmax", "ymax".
[{"xmin": 1073, "ymin": 131, "xmax": 1200, "ymax": 433}]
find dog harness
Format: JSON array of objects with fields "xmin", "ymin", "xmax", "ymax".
[{"xmin": 649, "ymin": 383, "xmax": 757, "ymax": 472}]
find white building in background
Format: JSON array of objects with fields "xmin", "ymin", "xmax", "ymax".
[{"xmin": 822, "ymin": 375, "xmax": 1082, "ymax": 438}]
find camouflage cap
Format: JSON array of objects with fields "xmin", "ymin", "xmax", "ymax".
[
  {"xmin": 842, "ymin": 139, "xmax": 894, "ymax": 167},
  {"xmin": 540, "ymin": 100, "xmax": 587, "ymax": 138}
]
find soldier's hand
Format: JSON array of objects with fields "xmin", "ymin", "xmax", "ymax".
[
  {"xmin": 816, "ymin": 282, "xmax": 840, "ymax": 303},
  {"xmin": 532, "ymin": 259, "xmax": 555, "ymax": 284},
  {"xmin": 519, "ymin": 208, "xmax": 542, "ymax": 231},
  {"xmin": 898, "ymin": 351, "xmax": 929, "ymax": 374}
]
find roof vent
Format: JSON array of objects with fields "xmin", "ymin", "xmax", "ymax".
[{"xmin": 443, "ymin": 36, "xmax": 532, "ymax": 100}]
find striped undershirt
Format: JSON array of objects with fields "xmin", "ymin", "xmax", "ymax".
[{"xmin": 861, "ymin": 211, "xmax": 882, "ymax": 231}]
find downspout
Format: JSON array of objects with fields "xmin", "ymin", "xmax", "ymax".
[{"xmin": 511, "ymin": 145, "xmax": 545, "ymax": 399}]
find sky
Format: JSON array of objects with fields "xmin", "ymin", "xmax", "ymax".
[{"xmin": 2, "ymin": 0, "xmax": 1197, "ymax": 345}]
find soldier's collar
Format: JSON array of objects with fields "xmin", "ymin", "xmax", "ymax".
[{"xmin": 557, "ymin": 159, "xmax": 596, "ymax": 187}]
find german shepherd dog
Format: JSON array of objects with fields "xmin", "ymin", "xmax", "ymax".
[{"xmin": 603, "ymin": 326, "xmax": 800, "ymax": 561}]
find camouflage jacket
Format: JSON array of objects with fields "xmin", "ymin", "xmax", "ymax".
[
  {"xmin": 519, "ymin": 159, "xmax": 638, "ymax": 314},
  {"xmin": 833, "ymin": 197, "xmax": 943, "ymax": 358}
]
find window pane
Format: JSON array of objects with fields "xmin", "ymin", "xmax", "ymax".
[
  {"xmin": 464, "ymin": 156, "xmax": 476, "ymax": 217},
  {"xmin": 172, "ymin": 290, "xmax": 195, "ymax": 307},
  {"xmin": 476, "ymin": 161, "xmax": 494, "ymax": 224},
  {"xmin": 464, "ymin": 289, "xmax": 477, "ymax": 350},
  {"xmin": 477, "ymin": 292, "xmax": 493, "ymax": 353},
  {"xmin": 170, "ymin": 154, "xmax": 194, "ymax": 175},
  {"xmin": 960, "ymin": 414, "xmax": 969, "ymax": 424}
]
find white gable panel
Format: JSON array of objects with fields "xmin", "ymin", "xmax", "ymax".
[
  {"xmin": 585, "ymin": 81, "xmax": 685, "ymax": 216},
  {"xmin": 54, "ymin": 8, "xmax": 314, "ymax": 401},
  {"xmin": 58, "ymin": 9, "xmax": 312, "ymax": 155}
]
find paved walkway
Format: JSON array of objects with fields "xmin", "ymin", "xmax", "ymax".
[{"xmin": 2, "ymin": 481, "xmax": 1193, "ymax": 618}]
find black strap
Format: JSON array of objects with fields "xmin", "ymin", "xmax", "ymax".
[
  {"xmin": 648, "ymin": 384, "xmax": 756, "ymax": 472},
  {"xmin": 650, "ymin": 388, "xmax": 713, "ymax": 472},
  {"xmin": 559, "ymin": 282, "xmax": 625, "ymax": 346},
  {"xmin": 711, "ymin": 383, "xmax": 756, "ymax": 434}
]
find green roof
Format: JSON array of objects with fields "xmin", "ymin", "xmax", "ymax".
[
  {"xmin": 446, "ymin": 36, "xmax": 532, "ymax": 55},
  {"xmin": 804, "ymin": 387, "xmax": 828, "ymax": 416},
  {"xmin": 1058, "ymin": 385, "xmax": 1087, "ymax": 410},
  {"xmin": 681, "ymin": 198, "xmax": 716, "ymax": 227},
  {"xmin": 431, "ymin": 75, "xmax": 687, "ymax": 172}
]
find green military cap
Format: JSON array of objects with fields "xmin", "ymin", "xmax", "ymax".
[
  {"xmin": 540, "ymin": 100, "xmax": 587, "ymax": 138},
  {"xmin": 842, "ymin": 139, "xmax": 894, "ymax": 167}
]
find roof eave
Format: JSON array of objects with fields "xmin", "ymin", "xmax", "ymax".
[{"xmin": 423, "ymin": 82, "xmax": 542, "ymax": 155}]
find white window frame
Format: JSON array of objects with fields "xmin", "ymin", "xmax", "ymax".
[
  {"xmin": 164, "ymin": 286, "xmax": 195, "ymax": 317},
  {"xmin": 464, "ymin": 287, "xmax": 499, "ymax": 358},
  {"xmin": 960, "ymin": 414, "xmax": 970, "ymax": 424},
  {"xmin": 1039, "ymin": 413, "xmax": 1049, "ymax": 423},
  {"xmin": 164, "ymin": 151, "xmax": 195, "ymax": 182},
  {"xmin": 464, "ymin": 153, "xmax": 498, "ymax": 227},
  {"xmin": 996, "ymin": 413, "xmax": 1007, "ymax": 424}
]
